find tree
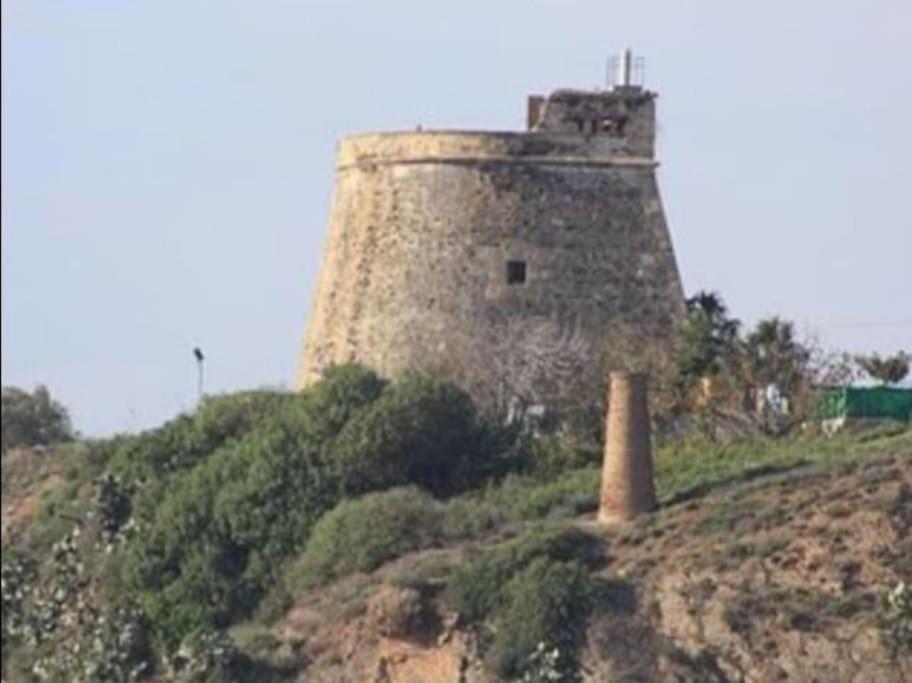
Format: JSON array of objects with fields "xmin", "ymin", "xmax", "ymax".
[
  {"xmin": 741, "ymin": 317, "xmax": 811, "ymax": 395},
  {"xmin": 856, "ymin": 351, "xmax": 910, "ymax": 385},
  {"xmin": 674, "ymin": 291, "xmax": 741, "ymax": 386},
  {"xmin": 1, "ymin": 385, "xmax": 74, "ymax": 453}
]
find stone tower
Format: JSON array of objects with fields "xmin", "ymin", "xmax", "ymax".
[{"xmin": 297, "ymin": 54, "xmax": 685, "ymax": 418}]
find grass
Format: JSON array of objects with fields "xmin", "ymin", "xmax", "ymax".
[
  {"xmin": 449, "ymin": 425, "xmax": 911, "ymax": 537},
  {"xmin": 711, "ymin": 537, "xmax": 791, "ymax": 570},
  {"xmin": 275, "ymin": 426, "xmax": 908, "ymax": 607},
  {"xmin": 472, "ymin": 468, "xmax": 601, "ymax": 522},
  {"xmin": 723, "ymin": 583, "xmax": 871, "ymax": 639},
  {"xmin": 654, "ymin": 424, "xmax": 911, "ymax": 504}
]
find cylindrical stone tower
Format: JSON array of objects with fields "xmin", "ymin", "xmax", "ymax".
[
  {"xmin": 297, "ymin": 70, "xmax": 685, "ymax": 418},
  {"xmin": 598, "ymin": 372, "xmax": 657, "ymax": 522}
]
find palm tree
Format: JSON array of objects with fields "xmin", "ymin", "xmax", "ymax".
[
  {"xmin": 742, "ymin": 317, "xmax": 810, "ymax": 395},
  {"xmin": 856, "ymin": 351, "xmax": 910, "ymax": 385}
]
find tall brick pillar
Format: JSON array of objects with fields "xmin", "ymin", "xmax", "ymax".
[{"xmin": 598, "ymin": 371, "xmax": 657, "ymax": 522}]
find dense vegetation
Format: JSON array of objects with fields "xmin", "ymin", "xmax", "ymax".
[
  {"xmin": 856, "ymin": 351, "xmax": 911, "ymax": 386},
  {"xmin": 2, "ymin": 365, "xmax": 508, "ymax": 679},
  {"xmin": 289, "ymin": 487, "xmax": 444, "ymax": 588},
  {"xmin": 116, "ymin": 366, "xmax": 491, "ymax": 645},
  {"xmin": 447, "ymin": 526, "xmax": 602, "ymax": 679},
  {"xmin": 1, "ymin": 385, "xmax": 74, "ymax": 454},
  {"xmin": 2, "ymin": 297, "xmax": 909, "ymax": 680}
]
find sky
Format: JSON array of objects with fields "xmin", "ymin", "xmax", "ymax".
[{"xmin": 2, "ymin": 0, "xmax": 910, "ymax": 436}]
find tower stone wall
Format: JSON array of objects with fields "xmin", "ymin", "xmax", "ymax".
[{"xmin": 297, "ymin": 82, "xmax": 685, "ymax": 417}]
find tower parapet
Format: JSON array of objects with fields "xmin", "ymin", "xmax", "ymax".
[{"xmin": 527, "ymin": 87, "xmax": 656, "ymax": 159}]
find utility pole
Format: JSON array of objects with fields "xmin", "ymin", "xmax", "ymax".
[{"xmin": 193, "ymin": 347, "xmax": 205, "ymax": 404}]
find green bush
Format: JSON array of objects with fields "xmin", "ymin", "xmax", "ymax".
[
  {"xmin": 106, "ymin": 390, "xmax": 293, "ymax": 484},
  {"xmin": 514, "ymin": 433, "xmax": 601, "ymax": 480},
  {"xmin": 1, "ymin": 385, "xmax": 73, "ymax": 453},
  {"xmin": 508, "ymin": 468, "xmax": 600, "ymax": 520},
  {"xmin": 163, "ymin": 629, "xmax": 293, "ymax": 683},
  {"xmin": 493, "ymin": 557, "xmax": 593, "ymax": 680},
  {"xmin": 458, "ymin": 467, "xmax": 600, "ymax": 528},
  {"xmin": 438, "ymin": 496, "xmax": 507, "ymax": 541},
  {"xmin": 123, "ymin": 416, "xmax": 346, "ymax": 639},
  {"xmin": 329, "ymin": 372, "xmax": 483, "ymax": 496},
  {"xmin": 121, "ymin": 366, "xmax": 489, "ymax": 644},
  {"xmin": 447, "ymin": 526, "xmax": 600, "ymax": 621},
  {"xmin": 290, "ymin": 487, "xmax": 442, "ymax": 588},
  {"xmin": 882, "ymin": 581, "xmax": 911, "ymax": 657},
  {"xmin": 447, "ymin": 526, "xmax": 600, "ymax": 680},
  {"xmin": 109, "ymin": 364, "xmax": 385, "ymax": 487}
]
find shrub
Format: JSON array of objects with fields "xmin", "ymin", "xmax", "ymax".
[
  {"xmin": 329, "ymin": 372, "xmax": 484, "ymax": 496},
  {"xmin": 882, "ymin": 581, "xmax": 911, "ymax": 657},
  {"xmin": 514, "ymin": 433, "xmax": 601, "ymax": 480},
  {"xmin": 509, "ymin": 468, "xmax": 601, "ymax": 520},
  {"xmin": 1, "ymin": 385, "xmax": 73, "ymax": 453},
  {"xmin": 109, "ymin": 364, "xmax": 385, "ymax": 486},
  {"xmin": 122, "ymin": 409, "xmax": 337, "ymax": 641},
  {"xmin": 446, "ymin": 526, "xmax": 599, "ymax": 681},
  {"xmin": 447, "ymin": 526, "xmax": 600, "ymax": 621},
  {"xmin": 298, "ymin": 363, "xmax": 389, "ymax": 436},
  {"xmin": 121, "ymin": 367, "xmax": 489, "ymax": 643},
  {"xmin": 106, "ymin": 390, "xmax": 293, "ymax": 483},
  {"xmin": 290, "ymin": 487, "xmax": 443, "ymax": 588},
  {"xmin": 1, "ymin": 554, "xmax": 35, "ymax": 661},
  {"xmin": 462, "ymin": 467, "xmax": 600, "ymax": 527},
  {"xmin": 493, "ymin": 557, "xmax": 593, "ymax": 680},
  {"xmin": 439, "ymin": 496, "xmax": 507, "ymax": 541},
  {"xmin": 163, "ymin": 629, "xmax": 292, "ymax": 683}
]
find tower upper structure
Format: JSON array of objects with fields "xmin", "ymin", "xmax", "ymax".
[{"xmin": 297, "ymin": 54, "xmax": 684, "ymax": 419}]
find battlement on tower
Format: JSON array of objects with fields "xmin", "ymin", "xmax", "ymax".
[{"xmin": 527, "ymin": 87, "xmax": 656, "ymax": 158}]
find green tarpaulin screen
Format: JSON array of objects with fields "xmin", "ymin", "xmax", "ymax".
[{"xmin": 815, "ymin": 386, "xmax": 912, "ymax": 422}]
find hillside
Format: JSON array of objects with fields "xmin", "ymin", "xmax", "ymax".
[
  {"xmin": 2, "ymin": 370, "xmax": 910, "ymax": 682},
  {"xmin": 234, "ymin": 434, "xmax": 912, "ymax": 682}
]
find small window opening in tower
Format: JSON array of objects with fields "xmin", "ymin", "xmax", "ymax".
[
  {"xmin": 506, "ymin": 260, "xmax": 527, "ymax": 285},
  {"xmin": 601, "ymin": 116, "xmax": 628, "ymax": 135}
]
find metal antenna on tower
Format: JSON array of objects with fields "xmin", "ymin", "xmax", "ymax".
[
  {"xmin": 607, "ymin": 48, "xmax": 644, "ymax": 88},
  {"xmin": 618, "ymin": 47, "xmax": 632, "ymax": 86}
]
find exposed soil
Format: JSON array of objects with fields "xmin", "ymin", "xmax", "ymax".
[{"xmin": 0, "ymin": 448, "xmax": 67, "ymax": 548}]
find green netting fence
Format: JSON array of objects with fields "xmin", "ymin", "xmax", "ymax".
[{"xmin": 814, "ymin": 386, "xmax": 912, "ymax": 422}]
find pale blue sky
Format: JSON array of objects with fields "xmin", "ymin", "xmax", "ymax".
[{"xmin": 3, "ymin": 1, "xmax": 910, "ymax": 435}]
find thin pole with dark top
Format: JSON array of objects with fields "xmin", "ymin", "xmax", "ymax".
[{"xmin": 193, "ymin": 347, "xmax": 205, "ymax": 404}]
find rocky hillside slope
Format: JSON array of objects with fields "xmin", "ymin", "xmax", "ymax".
[
  {"xmin": 251, "ymin": 446, "xmax": 911, "ymax": 682},
  {"xmin": 2, "ymin": 389, "xmax": 910, "ymax": 682}
]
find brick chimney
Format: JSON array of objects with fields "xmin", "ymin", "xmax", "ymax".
[{"xmin": 598, "ymin": 371, "xmax": 657, "ymax": 522}]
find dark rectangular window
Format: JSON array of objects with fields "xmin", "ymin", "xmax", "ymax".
[{"xmin": 506, "ymin": 260, "xmax": 527, "ymax": 285}]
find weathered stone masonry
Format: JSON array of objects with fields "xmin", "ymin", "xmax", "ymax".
[{"xmin": 297, "ymin": 82, "xmax": 685, "ymax": 417}]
